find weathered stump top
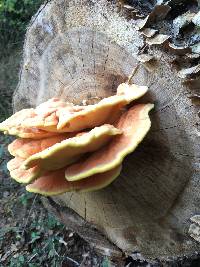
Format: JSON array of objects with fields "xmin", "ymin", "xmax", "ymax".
[{"xmin": 14, "ymin": 0, "xmax": 200, "ymax": 261}]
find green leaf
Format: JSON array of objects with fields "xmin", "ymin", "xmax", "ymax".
[
  {"xmin": 31, "ymin": 232, "xmax": 37, "ymax": 239},
  {"xmin": 48, "ymin": 249, "xmax": 55, "ymax": 258},
  {"xmin": 102, "ymin": 257, "xmax": 111, "ymax": 267},
  {"xmin": 19, "ymin": 192, "xmax": 33, "ymax": 206},
  {"xmin": 18, "ymin": 255, "xmax": 25, "ymax": 263}
]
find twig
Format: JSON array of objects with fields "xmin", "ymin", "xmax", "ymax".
[
  {"xmin": 28, "ymin": 253, "xmax": 38, "ymax": 263},
  {"xmin": 79, "ymin": 253, "xmax": 89, "ymax": 267},
  {"xmin": 22, "ymin": 194, "xmax": 38, "ymax": 235},
  {"xmin": 64, "ymin": 256, "xmax": 79, "ymax": 266},
  {"xmin": 127, "ymin": 64, "xmax": 140, "ymax": 84}
]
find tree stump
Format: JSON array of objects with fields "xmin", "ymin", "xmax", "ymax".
[{"xmin": 14, "ymin": 0, "xmax": 200, "ymax": 261}]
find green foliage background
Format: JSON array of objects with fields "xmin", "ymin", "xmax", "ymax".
[
  {"xmin": 0, "ymin": 0, "xmax": 44, "ymax": 120},
  {"xmin": 0, "ymin": 0, "xmax": 44, "ymax": 51}
]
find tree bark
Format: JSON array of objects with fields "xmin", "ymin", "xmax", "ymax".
[{"xmin": 14, "ymin": 0, "xmax": 200, "ymax": 262}]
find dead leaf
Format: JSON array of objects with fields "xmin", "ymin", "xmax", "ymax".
[
  {"xmin": 184, "ymin": 77, "xmax": 200, "ymax": 90},
  {"xmin": 191, "ymin": 43, "xmax": 200, "ymax": 54},
  {"xmin": 141, "ymin": 28, "xmax": 158, "ymax": 38},
  {"xmin": 146, "ymin": 34, "xmax": 170, "ymax": 45},
  {"xmin": 168, "ymin": 43, "xmax": 191, "ymax": 55},
  {"xmin": 137, "ymin": 5, "xmax": 171, "ymax": 29},
  {"xmin": 137, "ymin": 54, "xmax": 158, "ymax": 72},
  {"xmin": 192, "ymin": 11, "xmax": 200, "ymax": 26},
  {"xmin": 173, "ymin": 11, "xmax": 195, "ymax": 37},
  {"xmin": 178, "ymin": 64, "xmax": 200, "ymax": 79}
]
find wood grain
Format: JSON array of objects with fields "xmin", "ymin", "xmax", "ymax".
[{"xmin": 14, "ymin": 0, "xmax": 200, "ymax": 260}]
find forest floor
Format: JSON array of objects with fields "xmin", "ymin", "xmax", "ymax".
[{"xmin": 0, "ymin": 48, "xmax": 109, "ymax": 267}]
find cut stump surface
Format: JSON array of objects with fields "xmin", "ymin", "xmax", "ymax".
[{"xmin": 14, "ymin": 0, "xmax": 200, "ymax": 261}]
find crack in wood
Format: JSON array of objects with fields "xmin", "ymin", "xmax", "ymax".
[
  {"xmin": 43, "ymin": 197, "xmax": 122, "ymax": 258},
  {"xmin": 103, "ymin": 45, "xmax": 110, "ymax": 76},
  {"xmin": 30, "ymin": 0, "xmax": 50, "ymax": 27},
  {"xmin": 84, "ymin": 198, "xmax": 87, "ymax": 220},
  {"xmin": 92, "ymin": 32, "xmax": 97, "ymax": 96},
  {"xmin": 67, "ymin": 192, "xmax": 74, "ymax": 207},
  {"xmin": 173, "ymin": 152, "xmax": 200, "ymax": 160},
  {"xmin": 151, "ymin": 125, "xmax": 180, "ymax": 132},
  {"xmin": 59, "ymin": 54, "xmax": 74, "ymax": 79},
  {"xmin": 152, "ymin": 92, "xmax": 183, "ymax": 114}
]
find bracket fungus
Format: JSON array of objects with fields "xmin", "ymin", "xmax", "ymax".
[
  {"xmin": 7, "ymin": 157, "xmax": 42, "ymax": 184},
  {"xmin": 23, "ymin": 124, "xmax": 122, "ymax": 171},
  {"xmin": 8, "ymin": 134, "xmax": 73, "ymax": 158},
  {"xmin": 16, "ymin": 82, "xmax": 148, "ymax": 133},
  {"xmin": 22, "ymin": 98, "xmax": 75, "ymax": 132},
  {"xmin": 5, "ymin": 127, "xmax": 57, "ymax": 139},
  {"xmin": 2, "ymin": 81, "xmax": 152, "ymax": 196},
  {"xmin": 65, "ymin": 104, "xmax": 153, "ymax": 181},
  {"xmin": 0, "ymin": 109, "xmax": 58, "ymax": 139},
  {"xmin": 26, "ymin": 165, "xmax": 122, "ymax": 196},
  {"xmin": 57, "ymin": 83, "xmax": 148, "ymax": 132}
]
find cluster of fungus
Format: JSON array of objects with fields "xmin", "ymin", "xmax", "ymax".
[{"xmin": 0, "ymin": 82, "xmax": 153, "ymax": 196}]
